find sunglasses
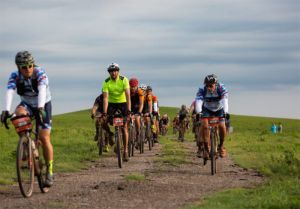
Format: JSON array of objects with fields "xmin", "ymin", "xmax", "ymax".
[
  {"xmin": 206, "ymin": 84, "xmax": 214, "ymax": 88},
  {"xmin": 108, "ymin": 69, "xmax": 119, "ymax": 73},
  {"xmin": 19, "ymin": 64, "xmax": 33, "ymax": 70}
]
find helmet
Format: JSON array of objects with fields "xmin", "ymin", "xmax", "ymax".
[
  {"xmin": 107, "ymin": 63, "xmax": 120, "ymax": 72},
  {"xmin": 204, "ymin": 74, "xmax": 218, "ymax": 85},
  {"xmin": 15, "ymin": 51, "xmax": 35, "ymax": 66},
  {"xmin": 146, "ymin": 85, "xmax": 152, "ymax": 91},
  {"xmin": 181, "ymin": 104, "xmax": 186, "ymax": 110},
  {"xmin": 139, "ymin": 84, "xmax": 147, "ymax": 91},
  {"xmin": 129, "ymin": 78, "xmax": 139, "ymax": 87},
  {"xmin": 163, "ymin": 114, "xmax": 167, "ymax": 118}
]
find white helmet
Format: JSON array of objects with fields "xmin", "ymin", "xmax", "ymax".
[{"xmin": 139, "ymin": 84, "xmax": 147, "ymax": 91}]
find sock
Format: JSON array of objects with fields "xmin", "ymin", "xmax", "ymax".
[{"xmin": 47, "ymin": 160, "xmax": 53, "ymax": 175}]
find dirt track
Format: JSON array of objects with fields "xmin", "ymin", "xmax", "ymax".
[{"xmin": 0, "ymin": 139, "xmax": 263, "ymax": 209}]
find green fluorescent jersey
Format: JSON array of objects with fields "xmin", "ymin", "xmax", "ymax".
[{"xmin": 102, "ymin": 75, "xmax": 129, "ymax": 103}]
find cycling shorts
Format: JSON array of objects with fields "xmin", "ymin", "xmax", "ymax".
[
  {"xmin": 201, "ymin": 106, "xmax": 225, "ymax": 122},
  {"xmin": 17, "ymin": 101, "xmax": 52, "ymax": 130}
]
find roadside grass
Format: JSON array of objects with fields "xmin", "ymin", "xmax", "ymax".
[
  {"xmin": 0, "ymin": 110, "xmax": 99, "ymax": 184},
  {"xmin": 180, "ymin": 114, "xmax": 300, "ymax": 209},
  {"xmin": 124, "ymin": 173, "xmax": 146, "ymax": 181}
]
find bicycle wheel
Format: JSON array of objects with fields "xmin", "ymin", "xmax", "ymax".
[
  {"xmin": 210, "ymin": 129, "xmax": 217, "ymax": 175},
  {"xmin": 98, "ymin": 127, "xmax": 104, "ymax": 156},
  {"xmin": 146, "ymin": 125, "xmax": 152, "ymax": 151},
  {"xmin": 16, "ymin": 135, "xmax": 34, "ymax": 198},
  {"xmin": 128, "ymin": 126, "xmax": 135, "ymax": 157},
  {"xmin": 36, "ymin": 142, "xmax": 50, "ymax": 193},
  {"xmin": 131, "ymin": 126, "xmax": 136, "ymax": 157},
  {"xmin": 139, "ymin": 126, "xmax": 145, "ymax": 154},
  {"xmin": 115, "ymin": 127, "xmax": 122, "ymax": 168}
]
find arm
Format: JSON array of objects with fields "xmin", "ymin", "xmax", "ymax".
[
  {"xmin": 148, "ymin": 96, "xmax": 153, "ymax": 114},
  {"xmin": 103, "ymin": 92, "xmax": 108, "ymax": 114},
  {"xmin": 138, "ymin": 95, "xmax": 144, "ymax": 114},
  {"xmin": 5, "ymin": 89, "xmax": 15, "ymax": 112},
  {"xmin": 125, "ymin": 88, "xmax": 131, "ymax": 112},
  {"xmin": 38, "ymin": 85, "xmax": 47, "ymax": 108}
]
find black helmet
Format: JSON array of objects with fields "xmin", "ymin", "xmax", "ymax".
[
  {"xmin": 107, "ymin": 63, "xmax": 120, "ymax": 72},
  {"xmin": 204, "ymin": 74, "xmax": 218, "ymax": 85},
  {"xmin": 15, "ymin": 51, "xmax": 35, "ymax": 66},
  {"xmin": 146, "ymin": 85, "xmax": 152, "ymax": 91}
]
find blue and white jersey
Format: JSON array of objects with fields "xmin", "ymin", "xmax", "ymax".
[
  {"xmin": 195, "ymin": 83, "xmax": 228, "ymax": 112},
  {"xmin": 7, "ymin": 66, "xmax": 51, "ymax": 108}
]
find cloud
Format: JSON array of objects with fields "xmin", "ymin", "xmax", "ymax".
[{"xmin": 0, "ymin": 0, "xmax": 299, "ymax": 118}]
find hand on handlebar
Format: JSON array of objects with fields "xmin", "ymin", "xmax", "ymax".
[
  {"xmin": 225, "ymin": 113, "xmax": 230, "ymax": 120},
  {"xmin": 38, "ymin": 108, "xmax": 47, "ymax": 124},
  {"xmin": 1, "ymin": 110, "xmax": 11, "ymax": 129}
]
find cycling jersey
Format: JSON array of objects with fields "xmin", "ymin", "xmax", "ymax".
[
  {"xmin": 102, "ymin": 75, "xmax": 129, "ymax": 103},
  {"xmin": 152, "ymin": 95, "xmax": 159, "ymax": 113},
  {"xmin": 5, "ymin": 66, "xmax": 51, "ymax": 110},
  {"xmin": 130, "ymin": 88, "xmax": 144, "ymax": 113},
  {"xmin": 195, "ymin": 83, "xmax": 228, "ymax": 113},
  {"xmin": 142, "ymin": 93, "xmax": 152, "ymax": 113}
]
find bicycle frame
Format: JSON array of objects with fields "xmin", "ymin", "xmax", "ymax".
[{"xmin": 207, "ymin": 117, "xmax": 221, "ymax": 175}]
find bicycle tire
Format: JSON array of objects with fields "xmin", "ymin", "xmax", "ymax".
[
  {"xmin": 210, "ymin": 129, "xmax": 217, "ymax": 175},
  {"xmin": 16, "ymin": 135, "xmax": 34, "ymax": 198},
  {"xmin": 131, "ymin": 126, "xmax": 136, "ymax": 157},
  {"xmin": 98, "ymin": 126, "xmax": 104, "ymax": 156},
  {"xmin": 116, "ymin": 127, "xmax": 122, "ymax": 168},
  {"xmin": 146, "ymin": 125, "xmax": 152, "ymax": 151},
  {"xmin": 35, "ymin": 143, "xmax": 50, "ymax": 193},
  {"xmin": 128, "ymin": 126, "xmax": 135, "ymax": 157},
  {"xmin": 139, "ymin": 125, "xmax": 145, "ymax": 154}
]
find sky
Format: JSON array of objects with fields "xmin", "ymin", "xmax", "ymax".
[{"xmin": 0, "ymin": 0, "xmax": 299, "ymax": 119}]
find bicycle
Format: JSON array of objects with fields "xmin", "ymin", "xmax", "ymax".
[
  {"xmin": 95, "ymin": 114, "xmax": 108, "ymax": 156},
  {"xmin": 206, "ymin": 117, "xmax": 221, "ymax": 175},
  {"xmin": 4, "ymin": 114, "xmax": 49, "ymax": 197},
  {"xmin": 144, "ymin": 114, "xmax": 153, "ymax": 150},
  {"xmin": 139, "ymin": 116, "xmax": 145, "ymax": 154},
  {"xmin": 194, "ymin": 118, "xmax": 205, "ymax": 161},
  {"xmin": 110, "ymin": 110, "xmax": 126, "ymax": 168},
  {"xmin": 160, "ymin": 124, "xmax": 168, "ymax": 136},
  {"xmin": 128, "ymin": 114, "xmax": 136, "ymax": 157},
  {"xmin": 178, "ymin": 118, "xmax": 187, "ymax": 142}
]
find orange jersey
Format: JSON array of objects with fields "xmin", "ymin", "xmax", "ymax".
[{"xmin": 131, "ymin": 88, "xmax": 144, "ymax": 111}]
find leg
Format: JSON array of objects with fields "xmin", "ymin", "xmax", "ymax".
[
  {"xmin": 218, "ymin": 122, "xmax": 227, "ymax": 157},
  {"xmin": 122, "ymin": 121, "xmax": 129, "ymax": 161}
]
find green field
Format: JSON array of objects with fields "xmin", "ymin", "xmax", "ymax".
[{"xmin": 0, "ymin": 107, "xmax": 299, "ymax": 208}]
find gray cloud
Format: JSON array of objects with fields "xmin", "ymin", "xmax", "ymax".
[{"xmin": 0, "ymin": 0, "xmax": 299, "ymax": 118}]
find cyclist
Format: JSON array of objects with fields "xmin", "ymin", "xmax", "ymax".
[
  {"xmin": 159, "ymin": 114, "xmax": 169, "ymax": 135},
  {"xmin": 129, "ymin": 78, "xmax": 144, "ymax": 148},
  {"xmin": 195, "ymin": 74, "xmax": 229, "ymax": 159},
  {"xmin": 177, "ymin": 104, "xmax": 189, "ymax": 140},
  {"xmin": 91, "ymin": 93, "xmax": 114, "ymax": 152},
  {"xmin": 102, "ymin": 63, "xmax": 131, "ymax": 162},
  {"xmin": 189, "ymin": 100, "xmax": 197, "ymax": 134},
  {"xmin": 0, "ymin": 51, "xmax": 54, "ymax": 187},
  {"xmin": 141, "ymin": 84, "xmax": 152, "ymax": 138},
  {"xmin": 172, "ymin": 114, "xmax": 180, "ymax": 134},
  {"xmin": 146, "ymin": 86, "xmax": 159, "ymax": 142}
]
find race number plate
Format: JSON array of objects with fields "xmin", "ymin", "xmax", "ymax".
[{"xmin": 113, "ymin": 117, "xmax": 124, "ymax": 126}]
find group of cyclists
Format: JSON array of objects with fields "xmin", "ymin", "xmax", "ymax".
[
  {"xmin": 0, "ymin": 50, "xmax": 230, "ymax": 190},
  {"xmin": 90, "ymin": 63, "xmax": 163, "ymax": 162}
]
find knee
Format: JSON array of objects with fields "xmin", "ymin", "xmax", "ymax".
[{"xmin": 15, "ymin": 107, "xmax": 28, "ymax": 116}]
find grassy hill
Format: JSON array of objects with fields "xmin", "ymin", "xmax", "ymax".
[{"xmin": 0, "ymin": 107, "xmax": 299, "ymax": 208}]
